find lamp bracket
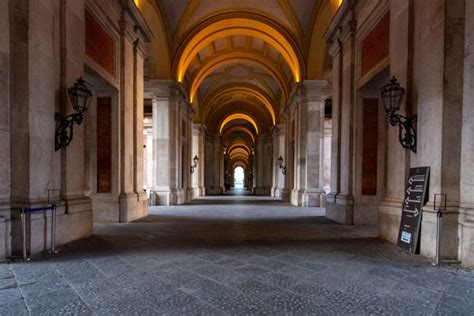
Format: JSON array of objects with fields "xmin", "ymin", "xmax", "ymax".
[
  {"xmin": 55, "ymin": 112, "xmax": 84, "ymax": 151},
  {"xmin": 389, "ymin": 112, "xmax": 417, "ymax": 153}
]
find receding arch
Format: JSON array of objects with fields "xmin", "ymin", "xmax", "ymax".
[
  {"xmin": 219, "ymin": 114, "xmax": 259, "ymax": 134},
  {"xmin": 203, "ymin": 85, "xmax": 277, "ymax": 125},
  {"xmin": 189, "ymin": 51, "xmax": 289, "ymax": 103},
  {"xmin": 229, "ymin": 153, "xmax": 249, "ymax": 162},
  {"xmin": 176, "ymin": 18, "xmax": 302, "ymax": 82},
  {"xmin": 222, "ymin": 126, "xmax": 256, "ymax": 143},
  {"xmin": 229, "ymin": 148, "xmax": 250, "ymax": 158},
  {"xmin": 232, "ymin": 161, "xmax": 247, "ymax": 170},
  {"xmin": 228, "ymin": 143, "xmax": 251, "ymax": 155}
]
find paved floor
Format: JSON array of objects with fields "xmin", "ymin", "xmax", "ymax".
[{"xmin": 1, "ymin": 193, "xmax": 473, "ymax": 315}]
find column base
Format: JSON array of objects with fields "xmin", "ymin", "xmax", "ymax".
[
  {"xmin": 151, "ymin": 189, "xmax": 186, "ymax": 205},
  {"xmin": 254, "ymin": 187, "xmax": 271, "ymax": 195},
  {"xmin": 119, "ymin": 192, "xmax": 147, "ymax": 222},
  {"xmin": 275, "ymin": 188, "xmax": 289, "ymax": 201},
  {"xmin": 302, "ymin": 189, "xmax": 325, "ymax": 207},
  {"xmin": 325, "ymin": 193, "xmax": 354, "ymax": 224},
  {"xmin": 460, "ymin": 206, "xmax": 474, "ymax": 267},
  {"xmin": 0, "ymin": 201, "xmax": 11, "ymax": 261},
  {"xmin": 206, "ymin": 186, "xmax": 223, "ymax": 195},
  {"xmin": 420, "ymin": 204, "xmax": 460, "ymax": 261},
  {"xmin": 290, "ymin": 190, "xmax": 303, "ymax": 206}
]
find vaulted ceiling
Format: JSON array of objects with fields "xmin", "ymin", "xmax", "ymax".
[{"xmin": 137, "ymin": 0, "xmax": 340, "ymax": 168}]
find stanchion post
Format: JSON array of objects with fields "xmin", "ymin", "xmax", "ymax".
[
  {"xmin": 434, "ymin": 194, "xmax": 447, "ymax": 266},
  {"xmin": 21, "ymin": 208, "xmax": 27, "ymax": 261},
  {"xmin": 51, "ymin": 204, "xmax": 57, "ymax": 254}
]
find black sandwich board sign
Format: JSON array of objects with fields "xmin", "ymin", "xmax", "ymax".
[{"xmin": 397, "ymin": 166, "xmax": 430, "ymax": 253}]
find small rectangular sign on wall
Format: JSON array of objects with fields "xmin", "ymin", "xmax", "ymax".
[{"xmin": 397, "ymin": 167, "xmax": 430, "ymax": 253}]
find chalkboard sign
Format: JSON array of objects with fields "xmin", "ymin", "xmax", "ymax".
[{"xmin": 397, "ymin": 167, "xmax": 430, "ymax": 252}]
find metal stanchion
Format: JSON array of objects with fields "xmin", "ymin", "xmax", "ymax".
[
  {"xmin": 21, "ymin": 208, "xmax": 29, "ymax": 261},
  {"xmin": 434, "ymin": 194, "xmax": 447, "ymax": 266},
  {"xmin": 20, "ymin": 205, "xmax": 58, "ymax": 261},
  {"xmin": 51, "ymin": 204, "xmax": 58, "ymax": 254}
]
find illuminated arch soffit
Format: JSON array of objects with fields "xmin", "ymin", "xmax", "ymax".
[
  {"xmin": 229, "ymin": 148, "xmax": 250, "ymax": 158},
  {"xmin": 204, "ymin": 86, "xmax": 276, "ymax": 125},
  {"xmin": 190, "ymin": 52, "xmax": 288, "ymax": 104},
  {"xmin": 222, "ymin": 126, "xmax": 256, "ymax": 143},
  {"xmin": 229, "ymin": 154, "xmax": 249, "ymax": 162},
  {"xmin": 220, "ymin": 114, "xmax": 259, "ymax": 135},
  {"xmin": 228, "ymin": 143, "xmax": 251, "ymax": 155},
  {"xmin": 177, "ymin": 18, "xmax": 301, "ymax": 83}
]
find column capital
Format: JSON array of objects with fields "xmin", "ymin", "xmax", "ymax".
[
  {"xmin": 145, "ymin": 80, "xmax": 195, "ymax": 114},
  {"xmin": 298, "ymin": 80, "xmax": 332, "ymax": 103}
]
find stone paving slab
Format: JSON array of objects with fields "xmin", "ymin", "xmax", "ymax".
[{"xmin": 0, "ymin": 197, "xmax": 473, "ymax": 315}]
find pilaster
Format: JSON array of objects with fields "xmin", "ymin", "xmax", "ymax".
[{"xmin": 290, "ymin": 80, "xmax": 331, "ymax": 207}]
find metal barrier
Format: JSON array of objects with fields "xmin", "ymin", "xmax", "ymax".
[{"xmin": 21, "ymin": 205, "xmax": 58, "ymax": 261}]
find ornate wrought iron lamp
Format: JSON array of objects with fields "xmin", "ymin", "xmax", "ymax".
[
  {"xmin": 277, "ymin": 156, "xmax": 287, "ymax": 175},
  {"xmin": 380, "ymin": 76, "xmax": 417, "ymax": 153},
  {"xmin": 55, "ymin": 78, "xmax": 92, "ymax": 150},
  {"xmin": 190, "ymin": 155, "xmax": 199, "ymax": 174}
]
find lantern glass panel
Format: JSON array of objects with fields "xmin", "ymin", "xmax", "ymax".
[
  {"xmin": 381, "ymin": 76, "xmax": 405, "ymax": 113},
  {"xmin": 278, "ymin": 156, "xmax": 283, "ymax": 165},
  {"xmin": 68, "ymin": 78, "xmax": 92, "ymax": 113},
  {"xmin": 193, "ymin": 155, "xmax": 199, "ymax": 165}
]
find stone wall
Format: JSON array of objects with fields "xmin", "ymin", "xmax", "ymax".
[
  {"xmin": 0, "ymin": 0, "xmax": 150, "ymax": 260},
  {"xmin": 325, "ymin": 0, "xmax": 473, "ymax": 266}
]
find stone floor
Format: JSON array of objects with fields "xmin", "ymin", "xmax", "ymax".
[{"xmin": 1, "ymin": 193, "xmax": 473, "ymax": 315}]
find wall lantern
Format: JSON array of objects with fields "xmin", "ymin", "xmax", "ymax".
[
  {"xmin": 277, "ymin": 156, "xmax": 287, "ymax": 175},
  {"xmin": 380, "ymin": 76, "xmax": 417, "ymax": 153},
  {"xmin": 190, "ymin": 155, "xmax": 199, "ymax": 174},
  {"xmin": 55, "ymin": 78, "xmax": 92, "ymax": 151}
]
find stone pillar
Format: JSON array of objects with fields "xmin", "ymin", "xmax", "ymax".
[
  {"xmin": 144, "ymin": 121, "xmax": 153, "ymax": 193},
  {"xmin": 8, "ymin": 0, "xmax": 93, "ymax": 255},
  {"xmin": 0, "ymin": 0, "xmax": 11, "ymax": 260},
  {"xmin": 325, "ymin": 17, "xmax": 355, "ymax": 223},
  {"xmin": 377, "ymin": 0, "xmax": 414, "ymax": 244},
  {"xmin": 321, "ymin": 116, "xmax": 332, "ymax": 193},
  {"xmin": 271, "ymin": 125, "xmax": 287, "ymax": 199},
  {"xmin": 413, "ymin": 0, "xmax": 464, "ymax": 261},
  {"xmin": 205, "ymin": 134, "xmax": 223, "ymax": 194},
  {"xmin": 118, "ymin": 15, "xmax": 148, "ymax": 221},
  {"xmin": 290, "ymin": 81, "xmax": 331, "ymax": 207},
  {"xmin": 254, "ymin": 134, "xmax": 272, "ymax": 195},
  {"xmin": 145, "ymin": 80, "xmax": 190, "ymax": 205},
  {"xmin": 248, "ymin": 154, "xmax": 254, "ymax": 192},
  {"xmin": 191, "ymin": 124, "xmax": 205, "ymax": 198},
  {"xmin": 460, "ymin": 0, "xmax": 474, "ymax": 267}
]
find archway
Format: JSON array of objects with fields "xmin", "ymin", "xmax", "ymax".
[{"xmin": 234, "ymin": 166, "xmax": 245, "ymax": 189}]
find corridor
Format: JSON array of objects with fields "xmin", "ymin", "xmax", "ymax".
[{"xmin": 1, "ymin": 195, "xmax": 473, "ymax": 315}]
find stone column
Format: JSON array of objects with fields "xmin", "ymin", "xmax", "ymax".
[
  {"xmin": 414, "ymin": 0, "xmax": 464, "ymax": 261},
  {"xmin": 117, "ymin": 16, "xmax": 149, "ymax": 221},
  {"xmin": 377, "ymin": 0, "xmax": 414, "ymax": 243},
  {"xmin": 205, "ymin": 134, "xmax": 223, "ymax": 194},
  {"xmin": 271, "ymin": 125, "xmax": 286, "ymax": 199},
  {"xmin": 0, "ymin": 0, "xmax": 11, "ymax": 260},
  {"xmin": 325, "ymin": 17, "xmax": 355, "ymax": 223},
  {"xmin": 254, "ymin": 134, "xmax": 272, "ymax": 195},
  {"xmin": 461, "ymin": 0, "xmax": 474, "ymax": 267},
  {"xmin": 144, "ymin": 122, "xmax": 153, "ymax": 193},
  {"xmin": 133, "ymin": 36, "xmax": 148, "ymax": 215},
  {"xmin": 8, "ymin": 0, "xmax": 93, "ymax": 255},
  {"xmin": 191, "ymin": 124, "xmax": 205, "ymax": 198},
  {"xmin": 145, "ymin": 80, "xmax": 184, "ymax": 205},
  {"xmin": 290, "ymin": 81, "xmax": 331, "ymax": 207}
]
